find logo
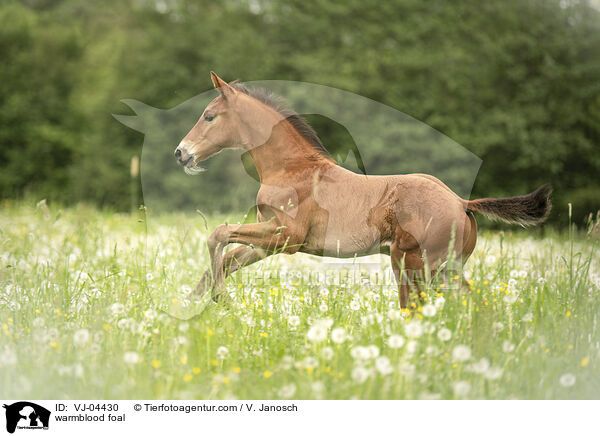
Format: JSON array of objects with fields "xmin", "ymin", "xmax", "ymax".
[{"xmin": 2, "ymin": 402, "xmax": 50, "ymax": 434}]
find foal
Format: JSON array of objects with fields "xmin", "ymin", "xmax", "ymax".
[{"xmin": 174, "ymin": 72, "xmax": 552, "ymax": 308}]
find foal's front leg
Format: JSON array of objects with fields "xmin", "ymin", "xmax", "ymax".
[{"xmin": 196, "ymin": 221, "xmax": 295, "ymax": 299}]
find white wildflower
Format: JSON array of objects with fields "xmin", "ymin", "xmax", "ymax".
[
  {"xmin": 321, "ymin": 346, "xmax": 334, "ymax": 360},
  {"xmin": 453, "ymin": 381, "xmax": 471, "ymax": 397},
  {"xmin": 350, "ymin": 300, "xmax": 361, "ymax": 311},
  {"xmin": 484, "ymin": 366, "xmax": 503, "ymax": 380},
  {"xmin": 388, "ymin": 334, "xmax": 405, "ymax": 349},
  {"xmin": 452, "ymin": 345, "xmax": 472, "ymax": 362},
  {"xmin": 559, "ymin": 373, "xmax": 576, "ymax": 387},
  {"xmin": 375, "ymin": 356, "xmax": 393, "ymax": 375},
  {"xmin": 110, "ymin": 303, "xmax": 125, "ymax": 316},
  {"xmin": 73, "ymin": 329, "xmax": 90, "ymax": 346},
  {"xmin": 278, "ymin": 383, "xmax": 296, "ymax": 399},
  {"xmin": 123, "ymin": 351, "xmax": 139, "ymax": 365},
  {"xmin": 437, "ymin": 328, "xmax": 452, "ymax": 342},
  {"xmin": 216, "ymin": 346, "xmax": 229, "ymax": 360},
  {"xmin": 502, "ymin": 341, "xmax": 515, "ymax": 353},
  {"xmin": 351, "ymin": 366, "xmax": 370, "ymax": 383},
  {"xmin": 405, "ymin": 320, "xmax": 424, "ymax": 338},
  {"xmin": 422, "ymin": 304, "xmax": 437, "ymax": 317},
  {"xmin": 331, "ymin": 328, "xmax": 347, "ymax": 344}
]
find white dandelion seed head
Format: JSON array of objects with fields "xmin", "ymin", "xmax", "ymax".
[
  {"xmin": 502, "ymin": 341, "xmax": 515, "ymax": 353},
  {"xmin": 484, "ymin": 366, "xmax": 503, "ymax": 380},
  {"xmin": 492, "ymin": 322, "xmax": 505, "ymax": 332},
  {"xmin": 216, "ymin": 346, "xmax": 230, "ymax": 360},
  {"xmin": 307, "ymin": 324, "xmax": 328, "ymax": 343},
  {"xmin": 503, "ymin": 294, "xmax": 518, "ymax": 305},
  {"xmin": 388, "ymin": 334, "xmax": 405, "ymax": 349},
  {"xmin": 434, "ymin": 296, "xmax": 446, "ymax": 309},
  {"xmin": 422, "ymin": 304, "xmax": 437, "ymax": 317},
  {"xmin": 311, "ymin": 381, "xmax": 325, "ymax": 393},
  {"xmin": 437, "ymin": 328, "xmax": 452, "ymax": 342},
  {"xmin": 321, "ymin": 346, "xmax": 334, "ymax": 360},
  {"xmin": 398, "ymin": 361, "xmax": 416, "ymax": 376},
  {"xmin": 350, "ymin": 346, "xmax": 370, "ymax": 361},
  {"xmin": 110, "ymin": 303, "xmax": 125, "ymax": 316},
  {"xmin": 559, "ymin": 373, "xmax": 576, "ymax": 387},
  {"xmin": 404, "ymin": 320, "xmax": 424, "ymax": 338},
  {"xmin": 367, "ymin": 345, "xmax": 380, "ymax": 359},
  {"xmin": 468, "ymin": 358, "xmax": 490, "ymax": 374},
  {"xmin": 453, "ymin": 380, "xmax": 471, "ymax": 397},
  {"xmin": 331, "ymin": 327, "xmax": 347, "ymax": 344},
  {"xmin": 319, "ymin": 303, "xmax": 328, "ymax": 313},
  {"xmin": 522, "ymin": 312, "xmax": 533, "ymax": 322},
  {"xmin": 518, "ymin": 270, "xmax": 528, "ymax": 279},
  {"xmin": 510, "ymin": 270, "xmax": 519, "ymax": 279},
  {"xmin": 351, "ymin": 366, "xmax": 370, "ymax": 383},
  {"xmin": 288, "ymin": 315, "xmax": 301, "ymax": 328},
  {"xmin": 123, "ymin": 351, "xmax": 139, "ymax": 365},
  {"xmin": 452, "ymin": 344, "xmax": 472, "ymax": 362},
  {"xmin": 350, "ymin": 300, "xmax": 361, "ymax": 311},
  {"xmin": 73, "ymin": 328, "xmax": 90, "ymax": 346},
  {"xmin": 278, "ymin": 383, "xmax": 296, "ymax": 399},
  {"xmin": 406, "ymin": 340, "xmax": 418, "ymax": 355},
  {"xmin": 375, "ymin": 356, "xmax": 393, "ymax": 375}
]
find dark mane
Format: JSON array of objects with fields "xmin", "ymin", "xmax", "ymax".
[{"xmin": 232, "ymin": 83, "xmax": 333, "ymax": 161}]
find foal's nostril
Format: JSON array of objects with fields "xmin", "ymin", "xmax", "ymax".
[{"xmin": 175, "ymin": 149, "xmax": 182, "ymax": 159}]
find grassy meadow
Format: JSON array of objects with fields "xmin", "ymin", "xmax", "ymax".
[{"xmin": 0, "ymin": 201, "xmax": 599, "ymax": 399}]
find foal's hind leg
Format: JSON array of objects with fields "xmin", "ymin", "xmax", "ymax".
[{"xmin": 390, "ymin": 227, "xmax": 425, "ymax": 309}]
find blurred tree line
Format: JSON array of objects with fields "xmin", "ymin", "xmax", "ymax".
[{"xmin": 1, "ymin": 0, "xmax": 599, "ymax": 224}]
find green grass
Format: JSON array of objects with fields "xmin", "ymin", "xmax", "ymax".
[{"xmin": 0, "ymin": 200, "xmax": 599, "ymax": 399}]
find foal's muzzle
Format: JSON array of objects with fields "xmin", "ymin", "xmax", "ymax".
[{"xmin": 174, "ymin": 146, "xmax": 193, "ymax": 167}]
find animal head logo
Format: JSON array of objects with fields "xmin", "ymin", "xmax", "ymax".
[
  {"xmin": 114, "ymin": 74, "xmax": 482, "ymax": 319},
  {"xmin": 3, "ymin": 402, "xmax": 50, "ymax": 434}
]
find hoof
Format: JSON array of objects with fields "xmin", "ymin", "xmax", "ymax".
[{"xmin": 194, "ymin": 271, "xmax": 214, "ymax": 297}]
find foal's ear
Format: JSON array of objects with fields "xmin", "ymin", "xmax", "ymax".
[{"xmin": 210, "ymin": 71, "xmax": 236, "ymax": 99}]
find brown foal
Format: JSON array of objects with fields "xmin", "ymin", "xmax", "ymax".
[{"xmin": 174, "ymin": 72, "xmax": 552, "ymax": 308}]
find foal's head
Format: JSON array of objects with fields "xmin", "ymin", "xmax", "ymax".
[{"xmin": 174, "ymin": 72, "xmax": 284, "ymax": 173}]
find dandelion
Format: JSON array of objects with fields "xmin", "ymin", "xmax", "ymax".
[
  {"xmin": 453, "ymin": 381, "xmax": 471, "ymax": 397},
  {"xmin": 312, "ymin": 381, "xmax": 325, "ymax": 393},
  {"xmin": 32, "ymin": 317, "xmax": 45, "ymax": 328},
  {"xmin": 350, "ymin": 300, "xmax": 361, "ymax": 311},
  {"xmin": 307, "ymin": 324, "xmax": 328, "ymax": 343},
  {"xmin": 492, "ymin": 322, "xmax": 504, "ymax": 332},
  {"xmin": 484, "ymin": 366, "xmax": 503, "ymax": 380},
  {"xmin": 537, "ymin": 277, "xmax": 546, "ymax": 285},
  {"xmin": 216, "ymin": 346, "xmax": 229, "ymax": 360},
  {"xmin": 123, "ymin": 351, "xmax": 139, "ymax": 365},
  {"xmin": 503, "ymin": 294, "xmax": 518, "ymax": 304},
  {"xmin": 405, "ymin": 320, "xmax": 424, "ymax": 338},
  {"xmin": 388, "ymin": 334, "xmax": 405, "ymax": 349},
  {"xmin": 303, "ymin": 356, "xmax": 318, "ymax": 369},
  {"xmin": 288, "ymin": 315, "xmax": 301, "ymax": 328},
  {"xmin": 398, "ymin": 362, "xmax": 416, "ymax": 376},
  {"xmin": 73, "ymin": 329, "xmax": 90, "ymax": 346},
  {"xmin": 485, "ymin": 255, "xmax": 496, "ymax": 264},
  {"xmin": 422, "ymin": 304, "xmax": 437, "ymax": 317},
  {"xmin": 406, "ymin": 340, "xmax": 418, "ymax": 355},
  {"xmin": 331, "ymin": 327, "xmax": 347, "ymax": 344},
  {"xmin": 144, "ymin": 309, "xmax": 156, "ymax": 321},
  {"xmin": 263, "ymin": 371, "xmax": 272, "ymax": 378},
  {"xmin": 559, "ymin": 373, "xmax": 576, "ymax": 387},
  {"xmin": 581, "ymin": 357, "xmax": 589, "ymax": 367},
  {"xmin": 351, "ymin": 367, "xmax": 370, "ymax": 383},
  {"xmin": 350, "ymin": 346, "xmax": 370, "ymax": 361},
  {"xmin": 437, "ymin": 328, "xmax": 451, "ymax": 342},
  {"xmin": 110, "ymin": 303, "xmax": 125, "ymax": 316},
  {"xmin": 518, "ymin": 270, "xmax": 527, "ymax": 279},
  {"xmin": 151, "ymin": 360, "xmax": 161, "ymax": 369},
  {"xmin": 0, "ymin": 347, "xmax": 17, "ymax": 367},
  {"xmin": 375, "ymin": 356, "xmax": 393, "ymax": 375},
  {"xmin": 321, "ymin": 346, "xmax": 334, "ymax": 360},
  {"xmin": 367, "ymin": 345, "xmax": 380, "ymax": 359},
  {"xmin": 183, "ymin": 373, "xmax": 192, "ymax": 382},
  {"xmin": 468, "ymin": 358, "xmax": 490, "ymax": 374},
  {"xmin": 319, "ymin": 303, "xmax": 328, "ymax": 313},
  {"xmin": 502, "ymin": 341, "xmax": 515, "ymax": 353},
  {"xmin": 452, "ymin": 345, "xmax": 472, "ymax": 362},
  {"xmin": 510, "ymin": 270, "xmax": 519, "ymax": 279},
  {"xmin": 522, "ymin": 313, "xmax": 533, "ymax": 322},
  {"xmin": 278, "ymin": 383, "xmax": 296, "ymax": 399}
]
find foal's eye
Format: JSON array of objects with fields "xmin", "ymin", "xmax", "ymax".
[{"xmin": 205, "ymin": 114, "xmax": 215, "ymax": 122}]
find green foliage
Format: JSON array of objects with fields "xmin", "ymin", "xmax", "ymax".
[{"xmin": 0, "ymin": 0, "xmax": 599, "ymax": 222}]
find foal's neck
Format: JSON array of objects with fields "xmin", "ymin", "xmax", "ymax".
[{"xmin": 248, "ymin": 121, "xmax": 333, "ymax": 183}]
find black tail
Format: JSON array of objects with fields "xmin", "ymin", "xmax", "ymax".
[{"xmin": 465, "ymin": 184, "xmax": 552, "ymax": 226}]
